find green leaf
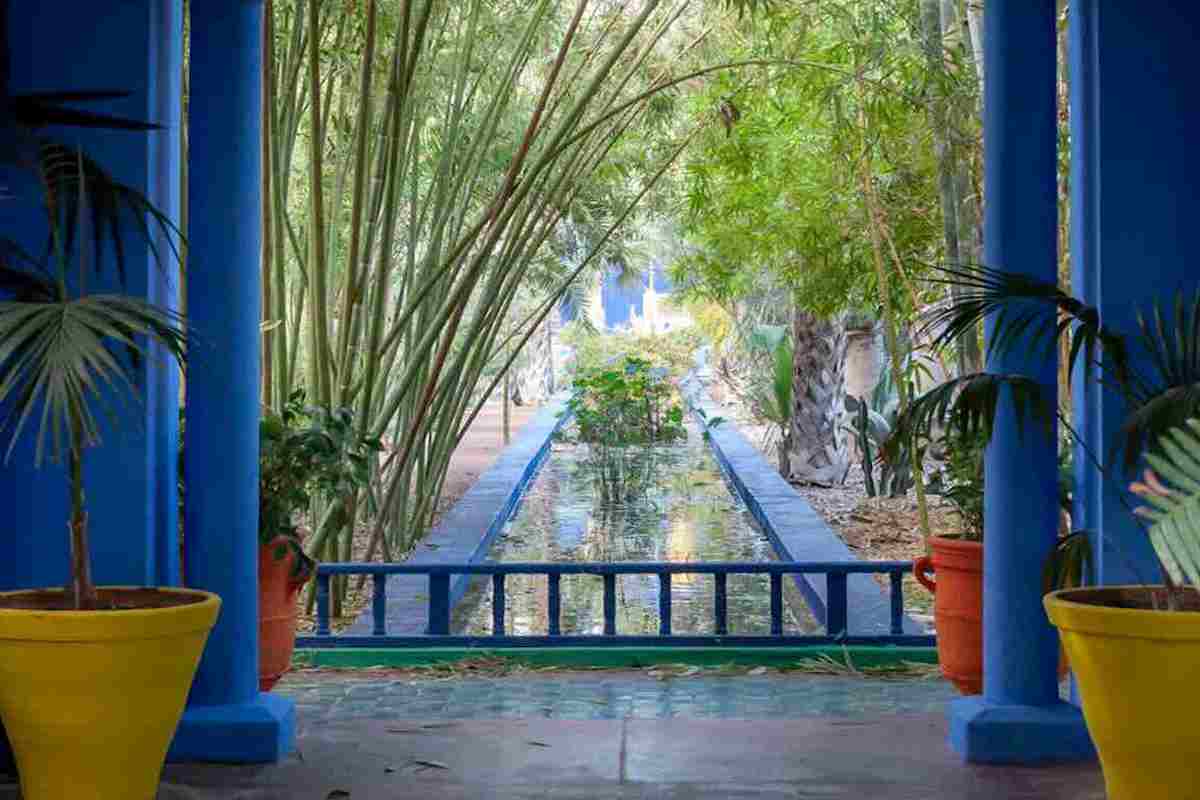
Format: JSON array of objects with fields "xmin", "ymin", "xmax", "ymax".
[
  {"xmin": 0, "ymin": 295, "xmax": 188, "ymax": 465},
  {"xmin": 1135, "ymin": 419, "xmax": 1200, "ymax": 587}
]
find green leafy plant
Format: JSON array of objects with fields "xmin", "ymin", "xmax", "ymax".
[
  {"xmin": 562, "ymin": 326, "xmax": 705, "ymax": 381},
  {"xmin": 749, "ymin": 326, "xmax": 793, "ymax": 437},
  {"xmin": 843, "ymin": 349, "xmax": 929, "ymax": 498},
  {"xmin": 561, "ymin": 356, "xmax": 687, "ymax": 447},
  {"xmin": 844, "ymin": 395, "xmax": 880, "ymax": 496},
  {"xmin": 695, "ymin": 406, "xmax": 726, "ymax": 441},
  {"xmin": 559, "ymin": 355, "xmax": 686, "ymax": 501},
  {"xmin": 939, "ymin": 429, "xmax": 985, "ymax": 541},
  {"xmin": 259, "ymin": 391, "xmax": 380, "ymax": 578}
]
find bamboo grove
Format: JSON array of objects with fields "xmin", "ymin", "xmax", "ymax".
[{"xmin": 262, "ymin": 0, "xmax": 713, "ymax": 611}]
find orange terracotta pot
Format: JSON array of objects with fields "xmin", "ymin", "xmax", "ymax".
[
  {"xmin": 914, "ymin": 536, "xmax": 983, "ymax": 695},
  {"xmin": 258, "ymin": 539, "xmax": 308, "ymax": 692}
]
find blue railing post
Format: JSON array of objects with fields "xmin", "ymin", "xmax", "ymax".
[
  {"xmin": 492, "ymin": 573, "xmax": 506, "ymax": 637},
  {"xmin": 826, "ymin": 572, "xmax": 848, "ymax": 637},
  {"xmin": 714, "ymin": 573, "xmax": 728, "ymax": 635},
  {"xmin": 889, "ymin": 571, "xmax": 904, "ymax": 636},
  {"xmin": 602, "ymin": 573, "xmax": 616, "ymax": 635},
  {"xmin": 658, "ymin": 572, "xmax": 672, "ymax": 636},
  {"xmin": 372, "ymin": 575, "xmax": 388, "ymax": 636},
  {"xmin": 428, "ymin": 574, "xmax": 451, "ymax": 635},
  {"xmin": 547, "ymin": 573, "xmax": 561, "ymax": 635},
  {"xmin": 316, "ymin": 573, "xmax": 331, "ymax": 636},
  {"xmin": 769, "ymin": 572, "xmax": 783, "ymax": 636}
]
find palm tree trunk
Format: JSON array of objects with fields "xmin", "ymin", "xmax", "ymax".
[
  {"xmin": 68, "ymin": 426, "xmax": 97, "ymax": 610},
  {"xmin": 782, "ymin": 307, "xmax": 849, "ymax": 486}
]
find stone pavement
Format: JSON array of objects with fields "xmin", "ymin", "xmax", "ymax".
[
  {"xmin": 0, "ymin": 673, "xmax": 1106, "ymax": 799},
  {"xmin": 277, "ymin": 671, "xmax": 959, "ymax": 729}
]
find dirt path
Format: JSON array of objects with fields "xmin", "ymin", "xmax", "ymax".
[{"xmin": 430, "ymin": 400, "xmax": 541, "ymax": 527}]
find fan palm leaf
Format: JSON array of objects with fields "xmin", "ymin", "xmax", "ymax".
[
  {"xmin": 0, "ymin": 295, "xmax": 188, "ymax": 465},
  {"xmin": 1132, "ymin": 419, "xmax": 1200, "ymax": 587},
  {"xmin": 884, "ymin": 371, "xmax": 1054, "ymax": 463},
  {"xmin": 921, "ymin": 264, "xmax": 1124, "ymax": 384},
  {"xmin": 905, "ymin": 265, "xmax": 1200, "ymax": 474},
  {"xmin": 36, "ymin": 141, "xmax": 183, "ymax": 285}
]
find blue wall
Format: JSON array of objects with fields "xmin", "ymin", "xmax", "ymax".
[
  {"xmin": 1078, "ymin": 0, "xmax": 1200, "ymax": 584},
  {"xmin": 596, "ymin": 262, "xmax": 671, "ymax": 329},
  {"xmin": 0, "ymin": 2, "xmax": 181, "ymax": 592}
]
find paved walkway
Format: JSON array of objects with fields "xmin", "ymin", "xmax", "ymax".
[
  {"xmin": 0, "ymin": 673, "xmax": 1105, "ymax": 799},
  {"xmin": 160, "ymin": 714, "xmax": 1102, "ymax": 799},
  {"xmin": 278, "ymin": 671, "xmax": 958, "ymax": 729}
]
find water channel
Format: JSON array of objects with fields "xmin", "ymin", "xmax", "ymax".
[{"xmin": 454, "ymin": 423, "xmax": 818, "ymax": 636}]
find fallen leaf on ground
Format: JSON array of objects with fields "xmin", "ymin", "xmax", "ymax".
[
  {"xmin": 327, "ymin": 791, "xmax": 351, "ymax": 799},
  {"xmin": 527, "ymin": 740, "xmax": 551, "ymax": 747},
  {"xmin": 410, "ymin": 759, "xmax": 450, "ymax": 771}
]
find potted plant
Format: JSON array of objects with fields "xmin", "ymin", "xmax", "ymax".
[
  {"xmin": 1047, "ymin": 419, "xmax": 1200, "ymax": 798},
  {"xmin": 257, "ymin": 392, "xmax": 376, "ymax": 689},
  {"xmin": 0, "ymin": 142, "xmax": 215, "ymax": 798},
  {"xmin": 913, "ymin": 429, "xmax": 986, "ymax": 694},
  {"xmin": 891, "ymin": 265, "xmax": 1200, "ymax": 796}
]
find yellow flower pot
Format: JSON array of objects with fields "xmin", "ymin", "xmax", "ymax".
[
  {"xmin": 0, "ymin": 587, "xmax": 219, "ymax": 800},
  {"xmin": 1045, "ymin": 586, "xmax": 1200, "ymax": 800}
]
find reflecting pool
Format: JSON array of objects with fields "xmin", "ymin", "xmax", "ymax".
[{"xmin": 454, "ymin": 424, "xmax": 818, "ymax": 635}]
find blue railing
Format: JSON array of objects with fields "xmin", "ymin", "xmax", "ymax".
[{"xmin": 296, "ymin": 561, "xmax": 934, "ymax": 648}]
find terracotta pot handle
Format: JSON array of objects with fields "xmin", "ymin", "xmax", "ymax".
[{"xmin": 914, "ymin": 556, "xmax": 936, "ymax": 594}]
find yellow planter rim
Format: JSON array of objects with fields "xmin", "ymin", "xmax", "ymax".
[
  {"xmin": 0, "ymin": 586, "xmax": 220, "ymax": 642},
  {"xmin": 1045, "ymin": 585, "xmax": 1200, "ymax": 641}
]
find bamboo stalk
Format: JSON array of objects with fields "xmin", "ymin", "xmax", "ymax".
[{"xmin": 856, "ymin": 90, "xmax": 932, "ymax": 549}]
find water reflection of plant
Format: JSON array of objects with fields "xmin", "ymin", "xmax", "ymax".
[{"xmin": 559, "ymin": 356, "xmax": 687, "ymax": 503}]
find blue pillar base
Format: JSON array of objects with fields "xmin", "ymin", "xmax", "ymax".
[
  {"xmin": 949, "ymin": 695, "xmax": 1095, "ymax": 764},
  {"xmin": 168, "ymin": 693, "xmax": 295, "ymax": 764}
]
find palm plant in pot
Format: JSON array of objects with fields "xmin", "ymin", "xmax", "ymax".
[
  {"xmin": 0, "ymin": 97, "xmax": 215, "ymax": 800},
  {"xmin": 890, "ymin": 265, "xmax": 1200, "ymax": 798}
]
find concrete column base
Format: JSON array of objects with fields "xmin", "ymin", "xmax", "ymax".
[
  {"xmin": 168, "ymin": 693, "xmax": 295, "ymax": 764},
  {"xmin": 949, "ymin": 695, "xmax": 1095, "ymax": 764}
]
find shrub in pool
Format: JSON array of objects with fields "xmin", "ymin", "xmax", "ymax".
[{"xmin": 559, "ymin": 356, "xmax": 687, "ymax": 501}]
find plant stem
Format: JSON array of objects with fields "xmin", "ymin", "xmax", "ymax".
[
  {"xmin": 856, "ymin": 86, "xmax": 932, "ymax": 550},
  {"xmin": 503, "ymin": 366, "xmax": 512, "ymax": 445},
  {"xmin": 68, "ymin": 422, "xmax": 97, "ymax": 610}
]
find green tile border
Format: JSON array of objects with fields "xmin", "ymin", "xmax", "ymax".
[{"xmin": 294, "ymin": 645, "xmax": 938, "ymax": 670}]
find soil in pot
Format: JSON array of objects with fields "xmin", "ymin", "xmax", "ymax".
[{"xmin": 0, "ymin": 586, "xmax": 208, "ymax": 611}]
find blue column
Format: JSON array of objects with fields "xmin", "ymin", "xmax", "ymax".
[
  {"xmin": 1068, "ymin": 0, "xmax": 1099, "ymax": 596},
  {"xmin": 948, "ymin": 0, "xmax": 1093, "ymax": 764},
  {"xmin": 169, "ymin": 1, "xmax": 294, "ymax": 763}
]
